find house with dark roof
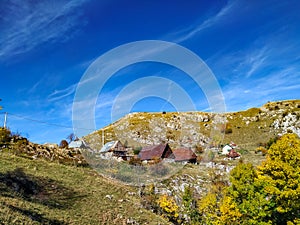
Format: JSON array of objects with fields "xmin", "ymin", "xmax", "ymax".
[
  {"xmin": 138, "ymin": 143, "xmax": 174, "ymax": 161},
  {"xmin": 173, "ymin": 148, "xmax": 197, "ymax": 163}
]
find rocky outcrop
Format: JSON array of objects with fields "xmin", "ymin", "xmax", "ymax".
[{"xmin": 8, "ymin": 136, "xmax": 87, "ymax": 166}]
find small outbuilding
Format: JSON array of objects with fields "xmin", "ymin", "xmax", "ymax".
[
  {"xmin": 221, "ymin": 144, "xmax": 233, "ymax": 155},
  {"xmin": 69, "ymin": 140, "xmax": 86, "ymax": 149},
  {"xmin": 227, "ymin": 149, "xmax": 240, "ymax": 159}
]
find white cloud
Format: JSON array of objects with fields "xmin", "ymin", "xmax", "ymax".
[
  {"xmin": 48, "ymin": 83, "xmax": 77, "ymax": 102},
  {"xmin": 221, "ymin": 65, "xmax": 300, "ymax": 111},
  {"xmin": 0, "ymin": 0, "xmax": 89, "ymax": 60},
  {"xmin": 244, "ymin": 47, "xmax": 268, "ymax": 78}
]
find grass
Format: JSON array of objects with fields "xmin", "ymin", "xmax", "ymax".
[
  {"xmin": 0, "ymin": 137, "xmax": 268, "ymax": 224},
  {"xmin": 0, "ymin": 150, "xmax": 169, "ymax": 224},
  {"xmin": 86, "ymin": 100, "xmax": 300, "ymax": 153},
  {"xmin": 2, "ymin": 100, "xmax": 299, "ymax": 224}
]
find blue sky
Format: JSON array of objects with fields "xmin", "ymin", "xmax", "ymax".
[{"xmin": 0, "ymin": 0, "xmax": 299, "ymax": 144}]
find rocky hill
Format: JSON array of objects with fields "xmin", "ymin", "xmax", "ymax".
[
  {"xmin": 0, "ymin": 133, "xmax": 87, "ymax": 166},
  {"xmin": 85, "ymin": 100, "xmax": 300, "ymax": 151}
]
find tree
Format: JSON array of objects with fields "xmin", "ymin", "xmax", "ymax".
[
  {"xmin": 257, "ymin": 133, "xmax": 300, "ymax": 224},
  {"xmin": 199, "ymin": 134, "xmax": 300, "ymax": 224},
  {"xmin": 0, "ymin": 127, "xmax": 11, "ymax": 146},
  {"xmin": 198, "ymin": 166, "xmax": 228, "ymax": 224},
  {"xmin": 265, "ymin": 136, "xmax": 279, "ymax": 149},
  {"xmin": 219, "ymin": 195, "xmax": 242, "ymax": 224},
  {"xmin": 221, "ymin": 162, "xmax": 271, "ymax": 224},
  {"xmin": 66, "ymin": 133, "xmax": 78, "ymax": 143},
  {"xmin": 182, "ymin": 186, "xmax": 200, "ymax": 223},
  {"xmin": 59, "ymin": 139, "xmax": 68, "ymax": 148},
  {"xmin": 198, "ymin": 191, "xmax": 219, "ymax": 224}
]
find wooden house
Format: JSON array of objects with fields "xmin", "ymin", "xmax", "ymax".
[
  {"xmin": 138, "ymin": 143, "xmax": 174, "ymax": 161},
  {"xmin": 173, "ymin": 148, "xmax": 197, "ymax": 163}
]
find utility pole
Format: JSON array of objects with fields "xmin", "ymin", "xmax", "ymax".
[
  {"xmin": 4, "ymin": 112, "xmax": 7, "ymax": 128},
  {"xmin": 0, "ymin": 99, "xmax": 5, "ymax": 128}
]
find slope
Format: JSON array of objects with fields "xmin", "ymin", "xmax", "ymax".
[
  {"xmin": 85, "ymin": 100, "xmax": 300, "ymax": 151},
  {"xmin": 0, "ymin": 151, "xmax": 169, "ymax": 224}
]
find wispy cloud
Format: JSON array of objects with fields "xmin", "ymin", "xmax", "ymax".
[
  {"xmin": 243, "ymin": 47, "xmax": 268, "ymax": 78},
  {"xmin": 0, "ymin": 0, "xmax": 89, "ymax": 60},
  {"xmin": 211, "ymin": 25, "xmax": 300, "ymax": 111},
  {"xmin": 165, "ymin": 0, "xmax": 237, "ymax": 43},
  {"xmin": 48, "ymin": 83, "xmax": 77, "ymax": 102},
  {"xmin": 222, "ymin": 65, "xmax": 300, "ymax": 111}
]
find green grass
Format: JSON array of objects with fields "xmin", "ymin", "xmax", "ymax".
[
  {"xmin": 86, "ymin": 100, "xmax": 300, "ymax": 152},
  {"xmin": 0, "ymin": 151, "xmax": 169, "ymax": 224}
]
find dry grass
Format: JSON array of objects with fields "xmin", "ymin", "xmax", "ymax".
[
  {"xmin": 0, "ymin": 151, "xmax": 169, "ymax": 224},
  {"xmin": 87, "ymin": 100, "xmax": 300, "ymax": 152}
]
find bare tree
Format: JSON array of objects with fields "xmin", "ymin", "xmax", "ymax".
[{"xmin": 66, "ymin": 133, "xmax": 78, "ymax": 143}]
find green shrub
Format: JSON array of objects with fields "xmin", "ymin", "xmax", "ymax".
[
  {"xmin": 266, "ymin": 136, "xmax": 279, "ymax": 149},
  {"xmin": 133, "ymin": 146, "xmax": 142, "ymax": 155},
  {"xmin": 237, "ymin": 148, "xmax": 249, "ymax": 155},
  {"xmin": 0, "ymin": 127, "xmax": 11, "ymax": 146}
]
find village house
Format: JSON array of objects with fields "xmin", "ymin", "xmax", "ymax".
[
  {"xmin": 220, "ymin": 142, "xmax": 241, "ymax": 159},
  {"xmin": 221, "ymin": 144, "xmax": 233, "ymax": 155},
  {"xmin": 221, "ymin": 142, "xmax": 238, "ymax": 155},
  {"xmin": 99, "ymin": 140, "xmax": 129, "ymax": 159},
  {"xmin": 68, "ymin": 139, "xmax": 95, "ymax": 153},
  {"xmin": 138, "ymin": 143, "xmax": 174, "ymax": 162},
  {"xmin": 69, "ymin": 140, "xmax": 86, "ymax": 149},
  {"xmin": 172, "ymin": 148, "xmax": 197, "ymax": 163}
]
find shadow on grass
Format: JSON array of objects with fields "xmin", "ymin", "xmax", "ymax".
[
  {"xmin": 5, "ymin": 204, "xmax": 67, "ymax": 225},
  {"xmin": 0, "ymin": 168, "xmax": 87, "ymax": 216}
]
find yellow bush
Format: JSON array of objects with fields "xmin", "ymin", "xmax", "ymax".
[{"xmin": 157, "ymin": 194, "xmax": 179, "ymax": 222}]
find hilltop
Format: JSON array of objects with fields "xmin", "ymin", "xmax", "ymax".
[{"xmin": 85, "ymin": 100, "xmax": 300, "ymax": 151}]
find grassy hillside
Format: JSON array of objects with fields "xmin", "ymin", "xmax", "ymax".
[
  {"xmin": 0, "ymin": 151, "xmax": 169, "ymax": 224},
  {"xmin": 85, "ymin": 100, "xmax": 300, "ymax": 151},
  {"xmin": 1, "ymin": 99, "xmax": 299, "ymax": 224}
]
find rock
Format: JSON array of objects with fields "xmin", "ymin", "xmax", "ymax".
[{"xmin": 105, "ymin": 194, "xmax": 113, "ymax": 200}]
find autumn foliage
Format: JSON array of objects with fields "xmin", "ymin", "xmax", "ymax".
[
  {"xmin": 217, "ymin": 133, "xmax": 300, "ymax": 224},
  {"xmin": 157, "ymin": 194, "xmax": 179, "ymax": 223},
  {"xmin": 144, "ymin": 134, "xmax": 300, "ymax": 224}
]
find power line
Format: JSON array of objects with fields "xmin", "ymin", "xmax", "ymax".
[{"xmin": 0, "ymin": 112, "xmax": 95, "ymax": 131}]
